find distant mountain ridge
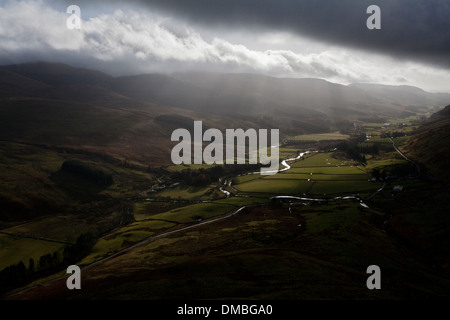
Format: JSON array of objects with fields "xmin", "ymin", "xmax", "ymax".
[
  {"xmin": 1, "ymin": 62, "xmax": 449, "ymax": 166},
  {"xmin": 2, "ymin": 62, "xmax": 449, "ymax": 119}
]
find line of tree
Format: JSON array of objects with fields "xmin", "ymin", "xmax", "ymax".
[
  {"xmin": 346, "ymin": 147, "xmax": 367, "ymax": 165},
  {"xmin": 0, "ymin": 233, "xmax": 96, "ymax": 296}
]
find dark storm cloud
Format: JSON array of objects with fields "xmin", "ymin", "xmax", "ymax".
[
  {"xmin": 115, "ymin": 0, "xmax": 450, "ymax": 69},
  {"xmin": 2, "ymin": 0, "xmax": 449, "ymax": 91}
]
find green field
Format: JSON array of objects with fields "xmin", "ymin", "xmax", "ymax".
[
  {"xmin": 235, "ymin": 177, "xmax": 376, "ymax": 195},
  {"xmin": 278, "ymin": 148, "xmax": 302, "ymax": 159},
  {"xmin": 365, "ymin": 154, "xmax": 409, "ymax": 171},
  {"xmin": 290, "ymin": 131, "xmax": 350, "ymax": 141},
  {"xmin": 308, "ymin": 180, "xmax": 376, "ymax": 194},
  {"xmin": 153, "ymin": 185, "xmax": 222, "ymax": 200},
  {"xmin": 133, "ymin": 201, "xmax": 189, "ymax": 221},
  {"xmin": 80, "ymin": 220, "xmax": 176, "ymax": 265},
  {"xmin": 287, "ymin": 166, "xmax": 366, "ymax": 174},
  {"xmin": 234, "ymin": 152, "xmax": 376, "ymax": 195},
  {"xmin": 150, "ymin": 202, "xmax": 237, "ymax": 223},
  {"xmin": 291, "ymin": 152, "xmax": 353, "ymax": 167},
  {"xmin": 265, "ymin": 173, "xmax": 369, "ymax": 181},
  {"xmin": 235, "ymin": 179, "xmax": 313, "ymax": 194},
  {"xmin": 0, "ymin": 234, "xmax": 64, "ymax": 270},
  {"xmin": 235, "ymin": 174, "xmax": 261, "ymax": 184},
  {"xmin": 1, "ymin": 216, "xmax": 91, "ymax": 244}
]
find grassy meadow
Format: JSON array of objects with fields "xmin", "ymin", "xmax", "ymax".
[{"xmin": 289, "ymin": 131, "xmax": 350, "ymax": 141}]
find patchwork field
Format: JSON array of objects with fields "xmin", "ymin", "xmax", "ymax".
[{"xmin": 234, "ymin": 152, "xmax": 377, "ymax": 195}]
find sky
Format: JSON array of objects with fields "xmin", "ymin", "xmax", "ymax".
[{"xmin": 0, "ymin": 0, "xmax": 449, "ymax": 92}]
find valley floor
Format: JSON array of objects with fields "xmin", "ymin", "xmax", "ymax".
[{"xmin": 2, "ymin": 134, "xmax": 450, "ymax": 299}]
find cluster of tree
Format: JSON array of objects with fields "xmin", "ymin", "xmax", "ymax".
[
  {"xmin": 335, "ymin": 133, "xmax": 384, "ymax": 165},
  {"xmin": 172, "ymin": 164, "xmax": 262, "ymax": 187},
  {"xmin": 0, "ymin": 261, "xmax": 28, "ymax": 294},
  {"xmin": 173, "ymin": 166, "xmax": 223, "ymax": 186},
  {"xmin": 358, "ymin": 144, "xmax": 380, "ymax": 156},
  {"xmin": 61, "ymin": 160, "xmax": 114, "ymax": 186},
  {"xmin": 380, "ymin": 131, "xmax": 407, "ymax": 138},
  {"xmin": 62, "ymin": 233, "xmax": 96, "ymax": 265},
  {"xmin": 336, "ymin": 138, "xmax": 365, "ymax": 165},
  {"xmin": 349, "ymin": 133, "xmax": 368, "ymax": 144},
  {"xmin": 346, "ymin": 147, "xmax": 367, "ymax": 165},
  {"xmin": 0, "ymin": 233, "xmax": 96, "ymax": 296}
]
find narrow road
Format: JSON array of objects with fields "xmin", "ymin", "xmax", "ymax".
[
  {"xmin": 85, "ymin": 205, "xmax": 254, "ymax": 270},
  {"xmin": 389, "ymin": 137, "xmax": 421, "ymax": 174},
  {"xmin": 5, "ymin": 204, "xmax": 259, "ymax": 298},
  {"xmin": 364, "ymin": 138, "xmax": 420, "ymax": 201}
]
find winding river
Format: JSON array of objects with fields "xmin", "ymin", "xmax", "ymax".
[{"xmin": 221, "ymin": 149, "xmax": 376, "ymax": 208}]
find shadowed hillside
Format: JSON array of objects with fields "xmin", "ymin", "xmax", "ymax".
[
  {"xmin": 1, "ymin": 63, "xmax": 450, "ymax": 300},
  {"xmin": 1, "ymin": 62, "xmax": 449, "ymax": 167},
  {"xmin": 403, "ymin": 105, "xmax": 450, "ymax": 180}
]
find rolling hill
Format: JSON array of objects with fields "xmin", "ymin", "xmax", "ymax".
[
  {"xmin": 403, "ymin": 105, "xmax": 450, "ymax": 180},
  {"xmin": 1, "ymin": 62, "xmax": 450, "ymax": 300},
  {"xmin": 1, "ymin": 62, "xmax": 449, "ymax": 167}
]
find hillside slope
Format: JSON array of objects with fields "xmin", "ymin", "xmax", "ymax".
[
  {"xmin": 403, "ymin": 105, "xmax": 450, "ymax": 180},
  {"xmin": 1, "ymin": 62, "xmax": 449, "ymax": 166},
  {"xmin": 4, "ymin": 62, "xmax": 450, "ymax": 120}
]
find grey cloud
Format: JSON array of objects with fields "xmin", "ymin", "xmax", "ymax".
[
  {"xmin": 108, "ymin": 0, "xmax": 450, "ymax": 69},
  {"xmin": 1, "ymin": 0, "xmax": 450, "ymax": 92},
  {"xmin": 0, "ymin": 1, "xmax": 349, "ymax": 79}
]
